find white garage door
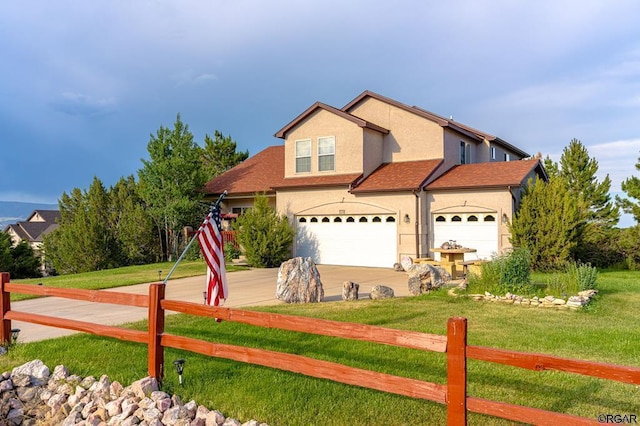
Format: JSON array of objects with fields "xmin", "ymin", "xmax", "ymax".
[
  {"xmin": 432, "ymin": 213, "xmax": 498, "ymax": 260},
  {"xmin": 296, "ymin": 215, "xmax": 397, "ymax": 268}
]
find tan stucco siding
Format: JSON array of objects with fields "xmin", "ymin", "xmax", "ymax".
[
  {"xmin": 283, "ymin": 109, "xmax": 364, "ymax": 178},
  {"xmin": 426, "ymin": 188, "xmax": 514, "ymax": 255},
  {"xmin": 362, "ymin": 128, "xmax": 384, "ymax": 176},
  {"xmin": 348, "ymin": 98, "xmax": 444, "ymax": 162},
  {"xmin": 276, "ymin": 187, "xmax": 421, "ymax": 261},
  {"xmin": 443, "ymin": 130, "xmax": 481, "ymax": 165},
  {"xmin": 489, "ymin": 143, "xmax": 526, "ymax": 162}
]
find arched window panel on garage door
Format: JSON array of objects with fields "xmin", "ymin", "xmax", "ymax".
[
  {"xmin": 295, "ymin": 214, "xmax": 398, "ymax": 267},
  {"xmin": 432, "ymin": 211, "xmax": 499, "ymax": 261}
]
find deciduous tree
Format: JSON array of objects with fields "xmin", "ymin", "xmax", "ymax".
[{"xmin": 138, "ymin": 114, "xmax": 207, "ymax": 260}]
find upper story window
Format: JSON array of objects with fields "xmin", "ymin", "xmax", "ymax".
[
  {"xmin": 295, "ymin": 139, "xmax": 312, "ymax": 173},
  {"xmin": 318, "ymin": 136, "xmax": 335, "ymax": 172},
  {"xmin": 460, "ymin": 141, "xmax": 471, "ymax": 164},
  {"xmin": 504, "ymin": 153, "xmax": 511, "ymax": 161},
  {"xmin": 491, "ymin": 146, "xmax": 496, "ymax": 160}
]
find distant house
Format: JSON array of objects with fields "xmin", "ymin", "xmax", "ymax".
[
  {"xmin": 4, "ymin": 210, "xmax": 60, "ymax": 273},
  {"xmin": 204, "ymin": 90, "xmax": 546, "ymax": 268}
]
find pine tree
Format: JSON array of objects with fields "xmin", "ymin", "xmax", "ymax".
[
  {"xmin": 617, "ymin": 153, "xmax": 640, "ymax": 224},
  {"xmin": 235, "ymin": 194, "xmax": 294, "ymax": 268},
  {"xmin": 201, "ymin": 130, "xmax": 249, "ymax": 179},
  {"xmin": 509, "ymin": 177, "xmax": 582, "ymax": 270},
  {"xmin": 559, "ymin": 139, "xmax": 619, "ymax": 227},
  {"xmin": 109, "ymin": 176, "xmax": 160, "ymax": 264}
]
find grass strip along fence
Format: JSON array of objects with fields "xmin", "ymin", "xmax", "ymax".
[{"xmin": 1, "ymin": 272, "xmax": 639, "ymax": 425}]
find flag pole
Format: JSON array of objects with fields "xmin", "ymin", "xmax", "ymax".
[{"xmin": 162, "ymin": 191, "xmax": 227, "ymax": 284}]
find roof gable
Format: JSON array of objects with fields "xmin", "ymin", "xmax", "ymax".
[
  {"xmin": 274, "ymin": 102, "xmax": 388, "ymax": 139},
  {"xmin": 344, "ymin": 90, "xmax": 530, "ymax": 157},
  {"xmin": 28, "ymin": 210, "xmax": 60, "ymax": 223},
  {"xmin": 351, "ymin": 159, "xmax": 443, "ymax": 193},
  {"xmin": 426, "ymin": 159, "xmax": 544, "ymax": 190}
]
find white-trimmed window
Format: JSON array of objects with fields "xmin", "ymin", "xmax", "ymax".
[
  {"xmin": 318, "ymin": 136, "xmax": 335, "ymax": 171},
  {"xmin": 491, "ymin": 146, "xmax": 496, "ymax": 160},
  {"xmin": 460, "ymin": 141, "xmax": 470, "ymax": 164},
  {"xmin": 504, "ymin": 153, "xmax": 511, "ymax": 161},
  {"xmin": 295, "ymin": 139, "xmax": 311, "ymax": 173}
]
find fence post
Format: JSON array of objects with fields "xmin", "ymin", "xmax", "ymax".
[
  {"xmin": 0, "ymin": 273, "xmax": 11, "ymax": 346},
  {"xmin": 447, "ymin": 317, "xmax": 468, "ymax": 425},
  {"xmin": 148, "ymin": 283, "xmax": 166, "ymax": 382}
]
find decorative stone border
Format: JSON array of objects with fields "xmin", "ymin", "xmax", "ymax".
[{"xmin": 462, "ymin": 289, "xmax": 598, "ymax": 310}]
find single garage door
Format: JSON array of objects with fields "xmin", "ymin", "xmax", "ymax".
[
  {"xmin": 296, "ymin": 214, "xmax": 397, "ymax": 268},
  {"xmin": 432, "ymin": 213, "xmax": 498, "ymax": 260}
]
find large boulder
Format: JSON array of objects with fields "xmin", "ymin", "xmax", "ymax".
[
  {"xmin": 276, "ymin": 257, "xmax": 324, "ymax": 303},
  {"xmin": 407, "ymin": 264, "xmax": 451, "ymax": 295}
]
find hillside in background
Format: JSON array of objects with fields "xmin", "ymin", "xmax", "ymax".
[{"xmin": 0, "ymin": 201, "xmax": 58, "ymax": 229}]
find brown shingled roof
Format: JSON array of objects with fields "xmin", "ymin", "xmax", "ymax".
[
  {"xmin": 203, "ymin": 146, "xmax": 285, "ymax": 195},
  {"xmin": 351, "ymin": 159, "xmax": 443, "ymax": 193},
  {"xmin": 425, "ymin": 159, "xmax": 543, "ymax": 190},
  {"xmin": 272, "ymin": 173, "xmax": 361, "ymax": 190}
]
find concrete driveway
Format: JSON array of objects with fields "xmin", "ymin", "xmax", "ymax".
[{"xmin": 10, "ymin": 265, "xmax": 411, "ymax": 343}]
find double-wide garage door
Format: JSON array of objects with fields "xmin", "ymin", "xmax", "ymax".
[
  {"xmin": 432, "ymin": 213, "xmax": 498, "ymax": 260},
  {"xmin": 295, "ymin": 215, "xmax": 397, "ymax": 268}
]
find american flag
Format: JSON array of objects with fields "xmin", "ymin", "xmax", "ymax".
[{"xmin": 197, "ymin": 206, "xmax": 228, "ymax": 309}]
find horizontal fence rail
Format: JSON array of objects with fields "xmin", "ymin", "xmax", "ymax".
[{"xmin": 1, "ymin": 272, "xmax": 639, "ymax": 425}]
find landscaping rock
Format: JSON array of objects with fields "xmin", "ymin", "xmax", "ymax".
[
  {"xmin": 276, "ymin": 257, "xmax": 324, "ymax": 303},
  {"xmin": 406, "ymin": 264, "xmax": 451, "ymax": 295},
  {"xmin": 370, "ymin": 285, "xmax": 394, "ymax": 299},
  {"xmin": 342, "ymin": 281, "xmax": 359, "ymax": 301},
  {"xmin": 0, "ymin": 361, "xmax": 269, "ymax": 425}
]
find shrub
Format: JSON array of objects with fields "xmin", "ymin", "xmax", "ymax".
[
  {"xmin": 544, "ymin": 261, "xmax": 598, "ymax": 296},
  {"xmin": 224, "ymin": 242, "xmax": 241, "ymax": 262},
  {"xmin": 467, "ymin": 248, "xmax": 533, "ymax": 295},
  {"xmin": 499, "ymin": 247, "xmax": 531, "ymax": 293},
  {"xmin": 235, "ymin": 193, "xmax": 294, "ymax": 268}
]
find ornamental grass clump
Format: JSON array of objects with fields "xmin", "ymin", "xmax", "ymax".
[{"xmin": 468, "ymin": 247, "xmax": 533, "ymax": 295}]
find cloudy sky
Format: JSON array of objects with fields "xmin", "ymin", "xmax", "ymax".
[{"xmin": 2, "ymin": 1, "xmax": 640, "ymax": 226}]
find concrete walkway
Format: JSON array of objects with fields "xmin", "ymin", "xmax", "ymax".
[{"xmin": 10, "ymin": 265, "xmax": 411, "ymax": 343}]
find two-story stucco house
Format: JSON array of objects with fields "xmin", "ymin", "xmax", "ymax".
[{"xmin": 204, "ymin": 91, "xmax": 546, "ymax": 268}]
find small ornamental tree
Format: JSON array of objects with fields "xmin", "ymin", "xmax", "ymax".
[{"xmin": 235, "ymin": 194, "xmax": 294, "ymax": 268}]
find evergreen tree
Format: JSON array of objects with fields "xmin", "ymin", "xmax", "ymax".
[
  {"xmin": 138, "ymin": 114, "xmax": 208, "ymax": 260},
  {"xmin": 509, "ymin": 177, "xmax": 582, "ymax": 270},
  {"xmin": 201, "ymin": 130, "xmax": 249, "ymax": 179},
  {"xmin": 544, "ymin": 139, "xmax": 620, "ymax": 267},
  {"xmin": 109, "ymin": 176, "xmax": 161, "ymax": 264},
  {"xmin": 0, "ymin": 232, "xmax": 13, "ymax": 274},
  {"xmin": 559, "ymin": 139, "xmax": 619, "ymax": 227},
  {"xmin": 617, "ymin": 153, "xmax": 640, "ymax": 224},
  {"xmin": 44, "ymin": 178, "xmax": 120, "ymax": 273},
  {"xmin": 235, "ymin": 194, "xmax": 294, "ymax": 268},
  {"xmin": 10, "ymin": 241, "xmax": 41, "ymax": 279}
]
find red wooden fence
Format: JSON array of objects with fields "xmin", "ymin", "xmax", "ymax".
[{"xmin": 1, "ymin": 272, "xmax": 638, "ymax": 425}]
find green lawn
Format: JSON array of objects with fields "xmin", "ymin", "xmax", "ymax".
[{"xmin": 0, "ymin": 267, "xmax": 638, "ymax": 425}]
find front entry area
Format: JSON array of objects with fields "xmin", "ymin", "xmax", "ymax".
[{"xmin": 295, "ymin": 214, "xmax": 397, "ymax": 268}]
